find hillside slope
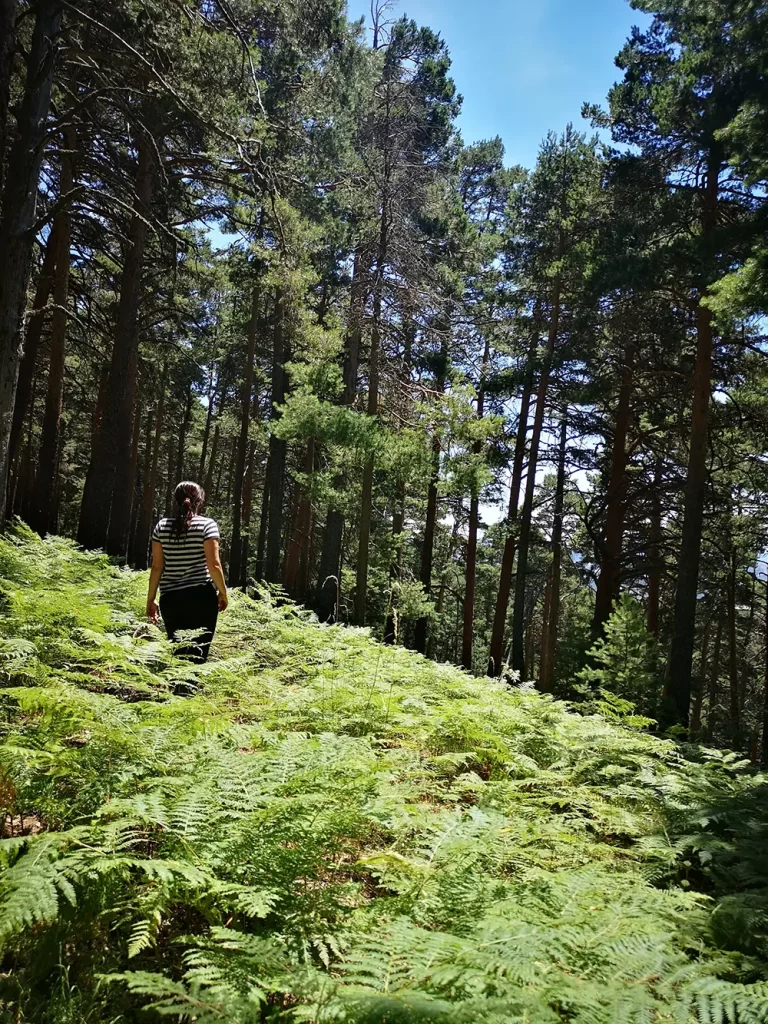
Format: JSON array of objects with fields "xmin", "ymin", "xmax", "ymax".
[{"xmin": 1, "ymin": 526, "xmax": 768, "ymax": 1023}]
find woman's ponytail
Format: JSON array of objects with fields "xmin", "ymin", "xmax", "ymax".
[{"xmin": 172, "ymin": 481, "xmax": 205, "ymax": 536}]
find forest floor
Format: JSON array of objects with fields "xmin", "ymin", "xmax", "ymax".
[{"xmin": 1, "ymin": 525, "xmax": 768, "ymax": 1023}]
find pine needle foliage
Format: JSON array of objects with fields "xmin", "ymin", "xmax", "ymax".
[{"xmin": 1, "ymin": 523, "xmax": 768, "ymax": 1022}]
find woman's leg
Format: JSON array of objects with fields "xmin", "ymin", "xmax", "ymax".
[
  {"xmin": 159, "ymin": 590, "xmax": 181, "ymax": 643},
  {"xmin": 196, "ymin": 583, "xmax": 219, "ymax": 662},
  {"xmin": 161, "ymin": 585, "xmax": 218, "ymax": 663}
]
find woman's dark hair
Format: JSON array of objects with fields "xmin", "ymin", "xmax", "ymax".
[{"xmin": 172, "ymin": 481, "xmax": 205, "ymax": 536}]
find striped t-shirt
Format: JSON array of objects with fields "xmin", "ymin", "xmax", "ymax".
[{"xmin": 151, "ymin": 515, "xmax": 220, "ymax": 594}]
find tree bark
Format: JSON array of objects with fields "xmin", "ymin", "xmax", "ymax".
[
  {"xmin": 728, "ymin": 546, "xmax": 742, "ymax": 749},
  {"xmin": 539, "ymin": 409, "xmax": 567, "ymax": 692},
  {"xmin": 29, "ymin": 129, "xmax": 75, "ymax": 536},
  {"xmin": 132, "ymin": 410, "xmax": 152, "ymax": 566},
  {"xmin": 317, "ymin": 251, "xmax": 366, "ymax": 621},
  {"xmin": 91, "ymin": 362, "xmax": 109, "ymax": 445},
  {"xmin": 0, "ymin": 1, "xmax": 62, "ymax": 524},
  {"xmin": 175, "ymin": 388, "xmax": 192, "ymax": 485},
  {"xmin": 647, "ymin": 456, "xmax": 663, "ymax": 636},
  {"xmin": 461, "ymin": 336, "xmax": 491, "ymax": 671},
  {"xmin": 8, "ymin": 221, "xmax": 58, "ymax": 485},
  {"xmin": 592, "ymin": 341, "xmax": 634, "ymax": 635},
  {"xmin": 229, "ymin": 280, "xmax": 260, "ymax": 586},
  {"xmin": 538, "ymin": 564, "xmax": 553, "ymax": 686},
  {"xmin": 284, "ymin": 439, "xmax": 314, "ymax": 600},
  {"xmin": 199, "ymin": 365, "xmax": 218, "ymax": 481},
  {"xmin": 0, "ymin": 0, "xmax": 17, "ymax": 198},
  {"xmin": 168, "ymin": 431, "xmax": 179, "ymax": 514},
  {"xmin": 255, "ymin": 459, "xmax": 269, "ymax": 583},
  {"xmin": 343, "ymin": 250, "xmax": 365, "ymax": 406},
  {"xmin": 203, "ymin": 381, "xmax": 225, "ymax": 501},
  {"xmin": 355, "ymin": 241, "xmax": 385, "ymax": 626},
  {"xmin": 705, "ymin": 613, "xmax": 723, "ymax": 742},
  {"xmin": 11, "ymin": 369, "xmax": 36, "ymax": 518},
  {"xmin": 126, "ymin": 398, "xmax": 143, "ymax": 565},
  {"xmin": 264, "ymin": 288, "xmax": 287, "ymax": 584},
  {"xmin": 133, "ymin": 364, "xmax": 166, "ymax": 569},
  {"xmin": 511, "ymin": 280, "xmax": 561, "ymax": 676},
  {"xmin": 384, "ymin": 481, "xmax": 406, "ymax": 645},
  {"xmin": 690, "ymin": 613, "xmax": 711, "ymax": 736},
  {"xmin": 668, "ymin": 150, "xmax": 720, "ymax": 727},
  {"xmin": 413, "ymin": 330, "xmax": 449, "ymax": 654},
  {"xmin": 740, "ymin": 571, "xmax": 756, "ymax": 719},
  {"xmin": 487, "ymin": 345, "xmax": 536, "ymax": 676},
  {"xmin": 239, "ymin": 438, "xmax": 256, "ymax": 584},
  {"xmin": 78, "ymin": 134, "xmax": 155, "ymax": 551}
]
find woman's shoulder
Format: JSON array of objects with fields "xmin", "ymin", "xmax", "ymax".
[{"xmin": 194, "ymin": 515, "xmax": 220, "ymax": 538}]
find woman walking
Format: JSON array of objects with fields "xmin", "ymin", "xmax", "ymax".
[{"xmin": 146, "ymin": 481, "xmax": 228, "ymax": 661}]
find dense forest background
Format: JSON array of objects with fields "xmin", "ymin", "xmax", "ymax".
[{"xmin": 1, "ymin": 0, "xmax": 768, "ymax": 751}]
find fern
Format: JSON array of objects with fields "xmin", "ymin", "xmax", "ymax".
[{"xmin": 1, "ymin": 528, "xmax": 768, "ymax": 1023}]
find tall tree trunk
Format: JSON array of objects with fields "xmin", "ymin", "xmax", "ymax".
[
  {"xmin": 11, "ymin": 369, "xmax": 36, "ymax": 517},
  {"xmin": 29, "ymin": 130, "xmax": 74, "ymax": 536},
  {"xmin": 264, "ymin": 289, "xmax": 287, "ymax": 584},
  {"xmin": 343, "ymin": 250, "xmax": 365, "ymax": 406},
  {"xmin": 134, "ymin": 372, "xmax": 166, "ymax": 571},
  {"xmin": 668, "ymin": 150, "xmax": 721, "ymax": 727},
  {"xmin": 540, "ymin": 409, "xmax": 568, "ymax": 692},
  {"xmin": 166, "ymin": 433, "xmax": 175, "ymax": 515},
  {"xmin": 413, "ymin": 442, "xmax": 440, "ymax": 655},
  {"xmin": 355, "ymin": 242, "xmax": 385, "ymax": 625},
  {"xmin": 511, "ymin": 280, "xmax": 561, "ymax": 676},
  {"xmin": 592, "ymin": 341, "xmax": 634, "ymax": 635},
  {"xmin": 0, "ymin": 1, "xmax": 62, "ymax": 524},
  {"xmin": 255, "ymin": 459, "xmax": 269, "ymax": 583},
  {"xmin": 487, "ymin": 345, "xmax": 536, "ymax": 675},
  {"xmin": 525, "ymin": 609, "xmax": 536, "ymax": 682},
  {"xmin": 690, "ymin": 614, "xmax": 711, "ymax": 736},
  {"xmin": 91, "ymin": 362, "xmax": 109, "ymax": 445},
  {"xmin": 740, "ymin": 570, "xmax": 756, "ymax": 716},
  {"xmin": 461, "ymin": 336, "xmax": 491, "ymax": 671},
  {"xmin": 647, "ymin": 456, "xmax": 663, "ymax": 636},
  {"xmin": 214, "ymin": 441, "xmax": 225, "ymax": 508},
  {"xmin": 175, "ymin": 388, "xmax": 192, "ymax": 485},
  {"xmin": 50, "ymin": 417, "xmax": 64, "ymax": 532},
  {"xmin": 132, "ymin": 410, "xmax": 153, "ymax": 566},
  {"xmin": 230, "ymin": 280, "xmax": 260, "ymax": 586},
  {"xmin": 239, "ymin": 438, "xmax": 256, "ymax": 584},
  {"xmin": 126, "ymin": 398, "xmax": 143, "ymax": 564},
  {"xmin": 0, "ymin": 0, "xmax": 17, "ymax": 198},
  {"xmin": 284, "ymin": 439, "xmax": 315, "ymax": 599},
  {"xmin": 762, "ymin": 585, "xmax": 768, "ymax": 763},
  {"xmin": 705, "ymin": 613, "xmax": 723, "ymax": 742},
  {"xmin": 427, "ymin": 513, "xmax": 461, "ymax": 660},
  {"xmin": 78, "ymin": 135, "xmax": 155, "ymax": 550},
  {"xmin": 317, "ymin": 252, "xmax": 366, "ymax": 621},
  {"xmin": 8, "ymin": 221, "xmax": 58, "ymax": 486},
  {"xmin": 295, "ymin": 442, "xmax": 315, "ymax": 601},
  {"xmin": 728, "ymin": 545, "xmax": 742, "ymax": 750},
  {"xmin": 203, "ymin": 419, "xmax": 222, "ymax": 500},
  {"xmin": 413, "ymin": 329, "xmax": 449, "ymax": 654},
  {"xmin": 199, "ymin": 366, "xmax": 218, "ymax": 480},
  {"xmin": 384, "ymin": 481, "xmax": 406, "ymax": 645}
]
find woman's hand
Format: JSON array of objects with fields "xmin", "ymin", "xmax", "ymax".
[
  {"xmin": 147, "ymin": 599, "xmax": 160, "ymax": 624},
  {"xmin": 218, "ymin": 590, "xmax": 229, "ymax": 612}
]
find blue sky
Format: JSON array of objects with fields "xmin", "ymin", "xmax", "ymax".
[{"xmin": 346, "ymin": 0, "xmax": 651, "ymax": 170}]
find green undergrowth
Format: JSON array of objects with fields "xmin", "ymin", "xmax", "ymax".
[{"xmin": 1, "ymin": 525, "xmax": 768, "ymax": 1023}]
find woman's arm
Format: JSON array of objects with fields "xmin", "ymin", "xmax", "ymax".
[
  {"xmin": 204, "ymin": 538, "xmax": 229, "ymax": 611},
  {"xmin": 146, "ymin": 541, "xmax": 164, "ymax": 623}
]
